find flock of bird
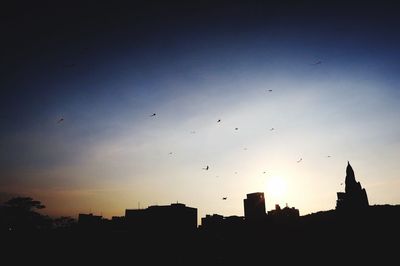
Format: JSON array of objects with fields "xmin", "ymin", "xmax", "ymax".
[
  {"xmin": 143, "ymin": 86, "xmax": 330, "ymax": 200},
  {"xmin": 56, "ymin": 60, "xmax": 328, "ymax": 201}
]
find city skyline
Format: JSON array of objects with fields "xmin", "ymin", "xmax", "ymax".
[
  {"xmin": 0, "ymin": 161, "xmax": 390, "ymax": 226},
  {"xmin": 1, "ymin": 1, "xmax": 400, "ymax": 223}
]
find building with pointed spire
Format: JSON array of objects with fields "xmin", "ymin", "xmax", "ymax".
[{"xmin": 336, "ymin": 162, "xmax": 369, "ymax": 211}]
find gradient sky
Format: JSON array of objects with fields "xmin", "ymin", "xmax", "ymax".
[{"xmin": 1, "ymin": 1, "xmax": 400, "ymax": 223}]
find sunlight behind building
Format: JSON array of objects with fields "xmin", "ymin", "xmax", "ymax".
[{"xmin": 265, "ymin": 176, "xmax": 287, "ymax": 204}]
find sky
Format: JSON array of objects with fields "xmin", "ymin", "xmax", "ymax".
[{"xmin": 1, "ymin": 1, "xmax": 400, "ymax": 223}]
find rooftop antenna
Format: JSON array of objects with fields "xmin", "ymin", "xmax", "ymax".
[{"xmin": 138, "ymin": 202, "xmax": 140, "ymax": 210}]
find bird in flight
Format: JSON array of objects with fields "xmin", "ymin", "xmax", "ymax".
[
  {"xmin": 270, "ymin": 128, "xmax": 275, "ymax": 131},
  {"xmin": 327, "ymin": 155, "xmax": 331, "ymax": 158},
  {"xmin": 217, "ymin": 119, "xmax": 221, "ymax": 123},
  {"xmin": 190, "ymin": 131, "xmax": 196, "ymax": 134},
  {"xmin": 263, "ymin": 171, "xmax": 267, "ymax": 174},
  {"xmin": 267, "ymin": 89, "xmax": 273, "ymax": 92},
  {"xmin": 310, "ymin": 60, "xmax": 322, "ymax": 65},
  {"xmin": 150, "ymin": 113, "xmax": 156, "ymax": 117},
  {"xmin": 203, "ymin": 166, "xmax": 209, "ymax": 170},
  {"xmin": 57, "ymin": 118, "xmax": 64, "ymax": 124},
  {"xmin": 222, "ymin": 197, "xmax": 227, "ymax": 200},
  {"xmin": 297, "ymin": 158, "xmax": 303, "ymax": 163},
  {"xmin": 168, "ymin": 152, "xmax": 173, "ymax": 155},
  {"xmin": 235, "ymin": 127, "xmax": 239, "ymax": 130}
]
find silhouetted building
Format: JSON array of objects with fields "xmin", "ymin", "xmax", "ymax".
[
  {"xmin": 124, "ymin": 208, "xmax": 146, "ymax": 230},
  {"xmin": 244, "ymin": 192, "xmax": 266, "ymax": 221},
  {"xmin": 78, "ymin": 213, "xmax": 103, "ymax": 230},
  {"xmin": 125, "ymin": 203, "xmax": 197, "ymax": 234},
  {"xmin": 111, "ymin": 216, "xmax": 125, "ymax": 231},
  {"xmin": 336, "ymin": 162, "xmax": 369, "ymax": 211},
  {"xmin": 201, "ymin": 214, "xmax": 224, "ymax": 229},
  {"xmin": 201, "ymin": 214, "xmax": 244, "ymax": 231},
  {"xmin": 268, "ymin": 204, "xmax": 282, "ymax": 214},
  {"xmin": 268, "ymin": 204, "xmax": 300, "ymax": 221},
  {"xmin": 224, "ymin": 215, "xmax": 245, "ymax": 230}
]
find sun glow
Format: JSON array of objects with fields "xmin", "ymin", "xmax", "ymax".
[{"xmin": 265, "ymin": 176, "xmax": 287, "ymax": 200}]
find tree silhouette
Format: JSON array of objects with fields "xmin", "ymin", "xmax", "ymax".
[
  {"xmin": 4, "ymin": 197, "xmax": 45, "ymax": 211},
  {"xmin": 0, "ymin": 196, "xmax": 51, "ymax": 231}
]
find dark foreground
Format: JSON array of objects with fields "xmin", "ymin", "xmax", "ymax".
[{"xmin": 3, "ymin": 206, "xmax": 399, "ymax": 265}]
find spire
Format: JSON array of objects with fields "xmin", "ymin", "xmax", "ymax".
[
  {"xmin": 345, "ymin": 161, "xmax": 357, "ymax": 193},
  {"xmin": 336, "ymin": 161, "xmax": 369, "ymax": 210},
  {"xmin": 346, "ymin": 161, "xmax": 355, "ymax": 181}
]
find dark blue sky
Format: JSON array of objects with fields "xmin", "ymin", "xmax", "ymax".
[
  {"xmin": 1, "ymin": 1, "xmax": 400, "ymax": 219},
  {"xmin": 2, "ymin": 1, "xmax": 400, "ymax": 127}
]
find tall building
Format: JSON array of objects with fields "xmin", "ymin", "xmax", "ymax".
[
  {"xmin": 336, "ymin": 161, "xmax": 369, "ymax": 211},
  {"xmin": 243, "ymin": 192, "xmax": 266, "ymax": 221}
]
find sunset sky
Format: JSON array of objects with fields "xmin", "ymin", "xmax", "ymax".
[{"xmin": 1, "ymin": 1, "xmax": 400, "ymax": 223}]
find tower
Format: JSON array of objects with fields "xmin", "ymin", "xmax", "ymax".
[
  {"xmin": 244, "ymin": 192, "xmax": 266, "ymax": 221},
  {"xmin": 336, "ymin": 162, "xmax": 369, "ymax": 211}
]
